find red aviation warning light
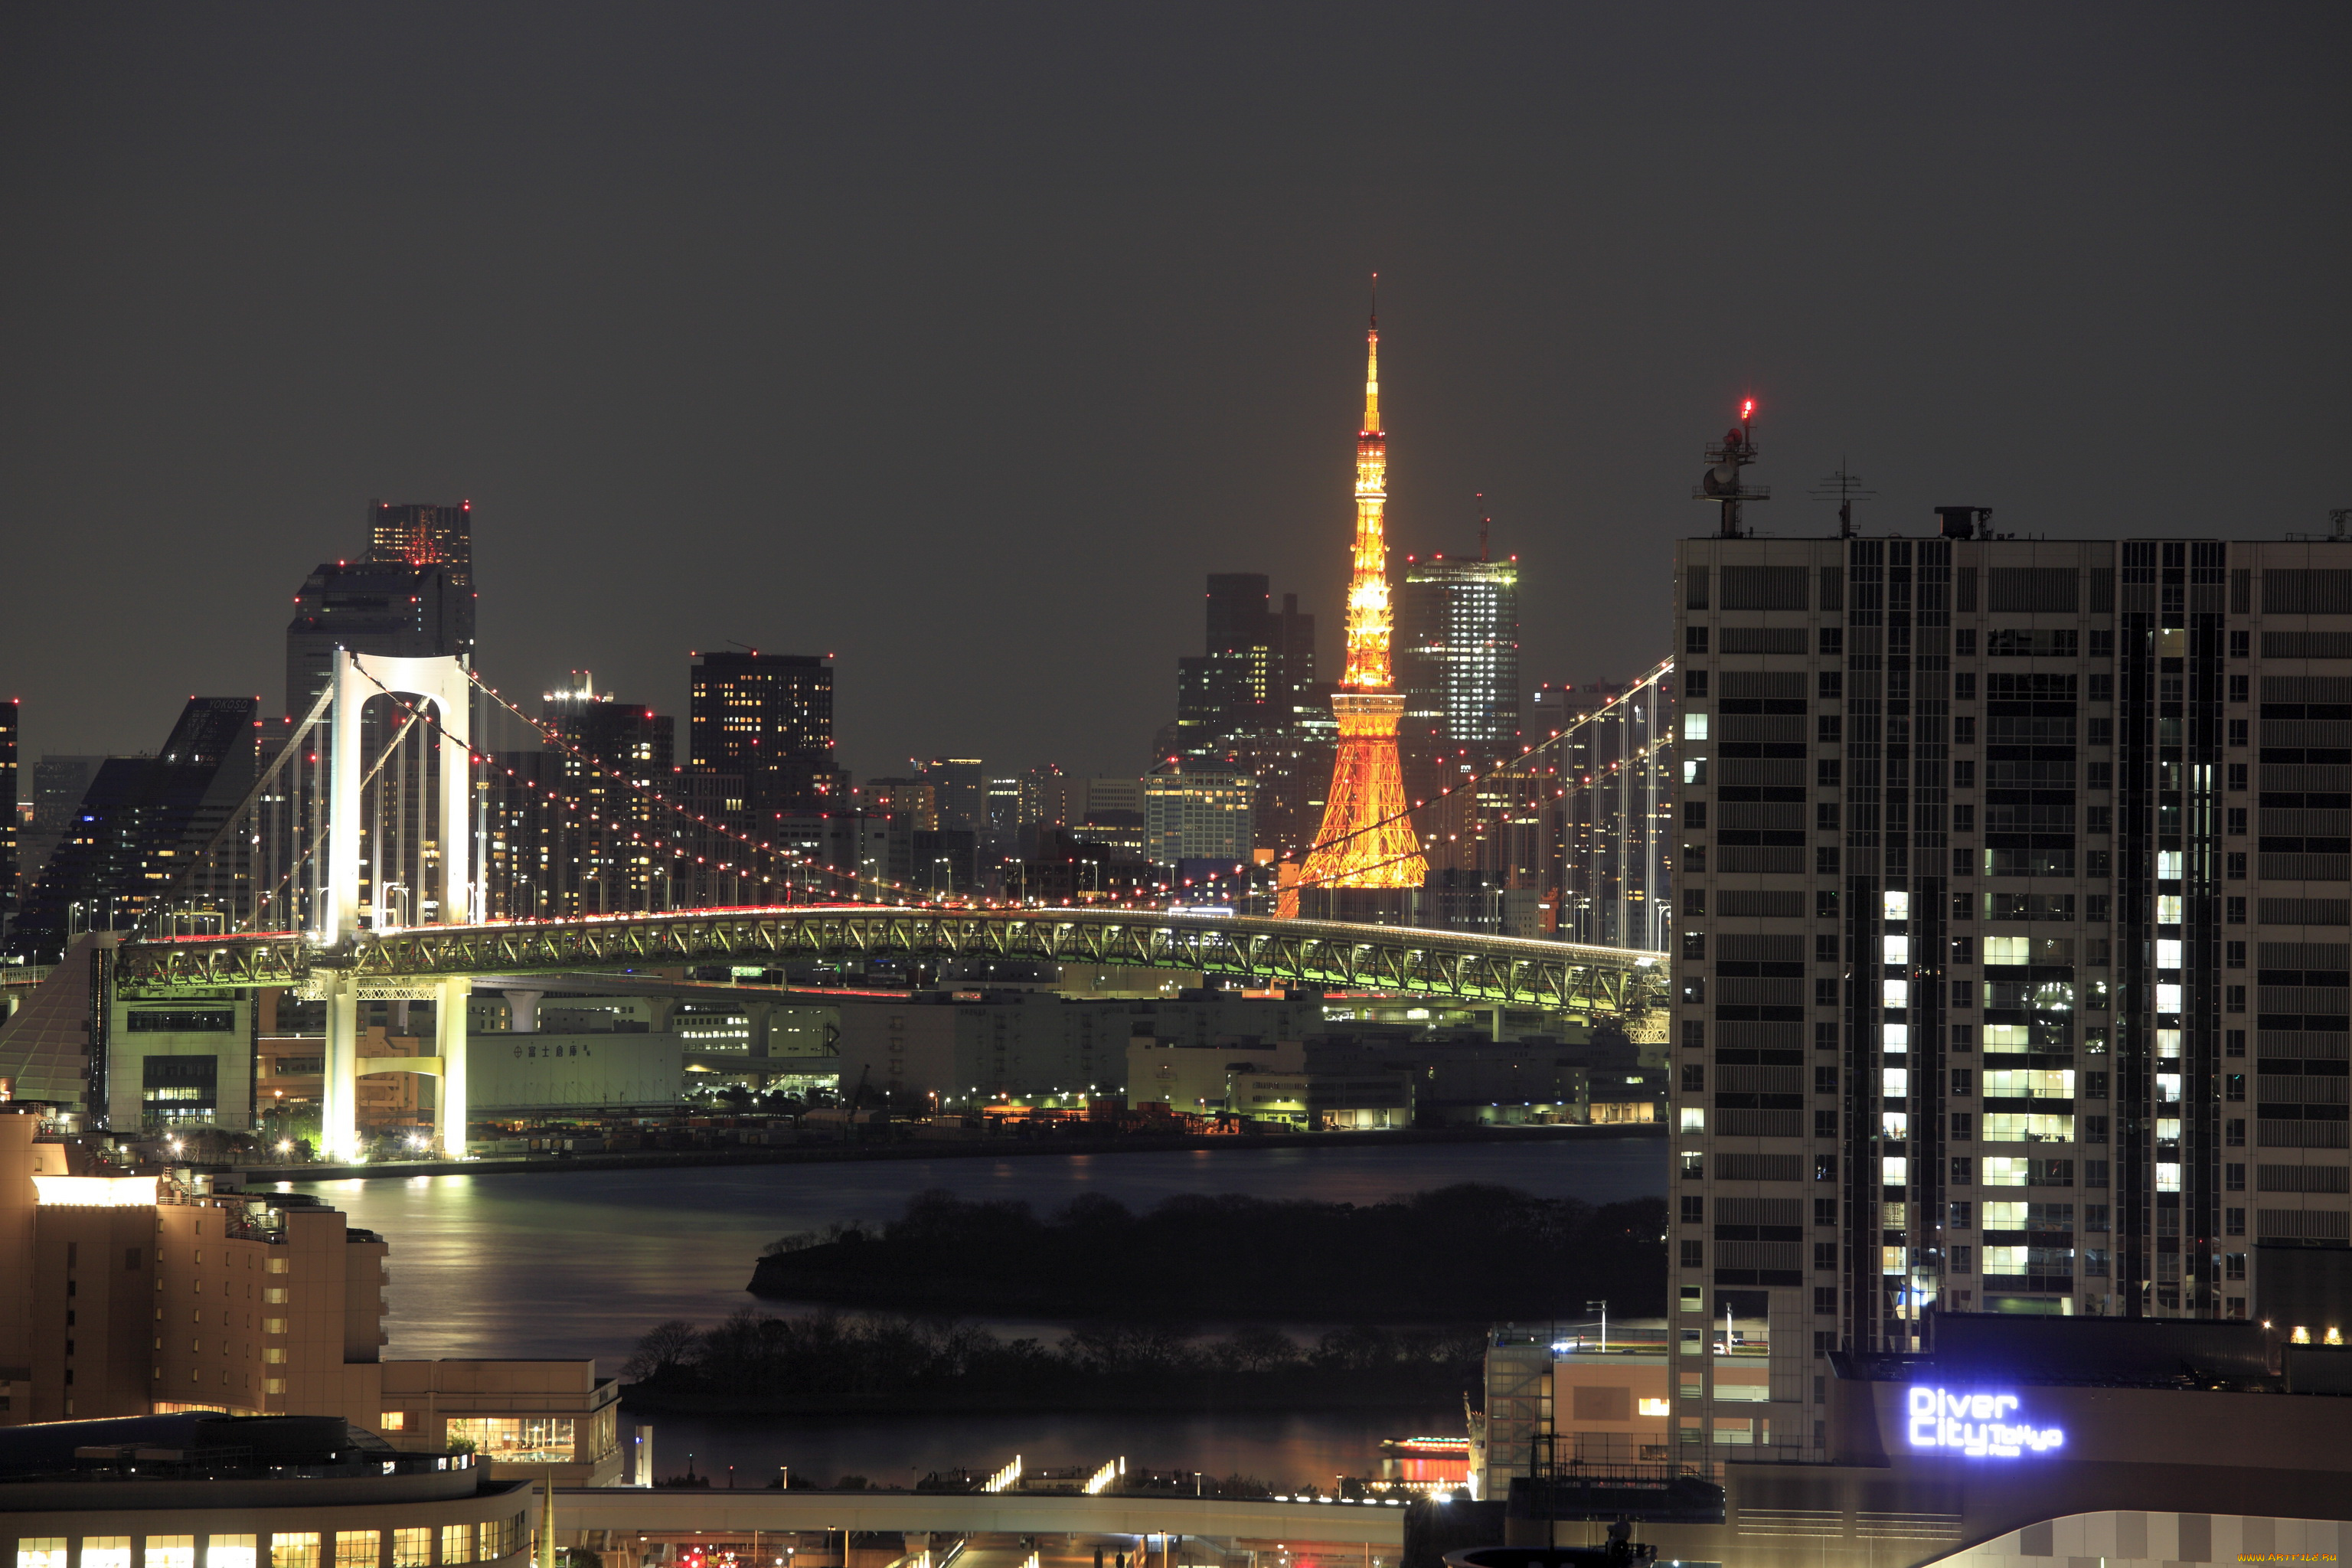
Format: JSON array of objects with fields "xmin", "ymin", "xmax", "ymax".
[{"xmin": 1696, "ymin": 397, "xmax": 1769, "ymax": 537}]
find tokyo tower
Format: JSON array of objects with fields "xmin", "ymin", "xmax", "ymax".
[{"xmin": 1284, "ymin": 291, "xmax": 1428, "ymax": 916}]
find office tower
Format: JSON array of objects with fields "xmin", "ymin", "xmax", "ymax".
[
  {"xmin": 366, "ymin": 500, "xmax": 477, "ymax": 658},
  {"xmin": 985, "ymin": 775, "xmax": 1021, "ymax": 850},
  {"xmin": 1671, "ymin": 509, "xmax": 2352, "ymax": 1465},
  {"xmin": 1175, "ymin": 577, "xmax": 1321, "ymax": 760},
  {"xmin": 539, "ymin": 673, "xmax": 677, "ymax": 915},
  {"xmin": 11, "ymin": 754, "xmax": 104, "ymax": 937},
  {"xmin": 283, "ymin": 560, "xmax": 469, "ymax": 719},
  {"xmin": 687, "ymin": 651, "xmax": 842, "ymax": 820},
  {"xmin": 1288, "ymin": 304, "xmax": 1426, "ymax": 913},
  {"xmin": 1143, "ymin": 763, "xmax": 1256, "ymax": 867},
  {"xmin": 1016, "ymin": 763, "xmax": 1070, "ymax": 830},
  {"xmin": 916, "ymin": 756, "xmax": 986, "ymax": 835},
  {"xmin": 861, "ymin": 777, "xmax": 940, "ymax": 830},
  {"xmin": 1399, "ymin": 548, "xmax": 1522, "ymax": 795},
  {"xmin": 14, "ymin": 700, "xmax": 260, "ymax": 961}
]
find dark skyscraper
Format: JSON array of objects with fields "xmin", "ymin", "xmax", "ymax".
[
  {"xmin": 916, "ymin": 756, "xmax": 985, "ymax": 835},
  {"xmin": 14, "ymin": 698, "xmax": 260, "ymax": 959},
  {"xmin": 1174, "ymin": 573, "xmax": 1318, "ymax": 760},
  {"xmin": 688, "ymin": 650, "xmax": 841, "ymax": 821},
  {"xmin": 283, "ymin": 561, "xmax": 469, "ymax": 719},
  {"xmin": 367, "ymin": 501, "xmax": 477, "ymax": 658}
]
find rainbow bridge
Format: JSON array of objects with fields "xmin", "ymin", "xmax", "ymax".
[{"xmin": 114, "ymin": 904, "xmax": 1664, "ymax": 1018}]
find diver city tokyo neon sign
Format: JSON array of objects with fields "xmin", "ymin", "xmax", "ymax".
[{"xmin": 1906, "ymin": 1387, "xmax": 2066, "ymax": 1458}]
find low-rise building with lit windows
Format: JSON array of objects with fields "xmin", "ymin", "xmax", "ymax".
[
  {"xmin": 0, "ymin": 1111, "xmax": 619, "ymax": 1488},
  {"xmin": 0, "ymin": 1412, "xmax": 533, "ymax": 1568}
]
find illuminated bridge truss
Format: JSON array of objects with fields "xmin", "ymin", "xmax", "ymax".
[{"xmin": 116, "ymin": 906, "xmax": 1664, "ymax": 1018}]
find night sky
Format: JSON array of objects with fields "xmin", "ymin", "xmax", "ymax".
[{"xmin": 5, "ymin": 5, "xmax": 2347, "ymax": 782}]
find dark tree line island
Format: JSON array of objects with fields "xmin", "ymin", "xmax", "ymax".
[
  {"xmin": 747, "ymin": 1184, "xmax": 1667, "ymax": 1320},
  {"xmin": 619, "ymin": 1185, "xmax": 1665, "ymax": 1414}
]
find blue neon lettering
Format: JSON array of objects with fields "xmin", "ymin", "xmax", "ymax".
[{"xmin": 1905, "ymin": 1386, "xmax": 2064, "ymax": 1458}]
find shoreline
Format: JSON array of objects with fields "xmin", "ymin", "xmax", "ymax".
[{"xmin": 256, "ymin": 1121, "xmax": 1661, "ymax": 1184}]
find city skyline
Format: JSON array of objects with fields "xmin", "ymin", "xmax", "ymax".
[
  {"xmin": 4, "ymin": 8, "xmax": 2346, "ymax": 780},
  {"xmin": 6, "ymin": 6, "xmax": 2352, "ymax": 1553}
]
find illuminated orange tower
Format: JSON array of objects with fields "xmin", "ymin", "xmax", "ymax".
[{"xmin": 1285, "ymin": 291, "xmax": 1428, "ymax": 916}]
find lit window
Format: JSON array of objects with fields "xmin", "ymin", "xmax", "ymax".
[
  {"xmin": 205, "ymin": 1539, "xmax": 256, "ymax": 1568},
  {"xmin": 444, "ymin": 1416, "xmax": 575, "ymax": 1464}
]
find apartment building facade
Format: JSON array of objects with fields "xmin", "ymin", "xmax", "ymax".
[{"xmin": 1670, "ymin": 526, "xmax": 2352, "ymax": 1458}]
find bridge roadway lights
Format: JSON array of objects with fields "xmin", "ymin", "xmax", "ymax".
[{"xmin": 116, "ymin": 909, "xmax": 1667, "ymax": 1021}]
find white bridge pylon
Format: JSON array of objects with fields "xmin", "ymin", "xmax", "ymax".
[{"xmin": 318, "ymin": 650, "xmax": 472, "ymax": 1165}]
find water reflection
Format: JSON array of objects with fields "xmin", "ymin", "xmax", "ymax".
[{"xmin": 294, "ymin": 1137, "xmax": 1662, "ymax": 1368}]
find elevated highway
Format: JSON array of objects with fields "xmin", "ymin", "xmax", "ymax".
[
  {"xmin": 552, "ymin": 1486, "xmax": 1409, "ymax": 1547},
  {"xmin": 115, "ymin": 905, "xmax": 1666, "ymax": 1020}
]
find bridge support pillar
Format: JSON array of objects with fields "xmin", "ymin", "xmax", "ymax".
[
  {"xmin": 321, "ymin": 971, "xmax": 359, "ymax": 1163},
  {"xmin": 435, "ymin": 977, "xmax": 469, "ymax": 1158}
]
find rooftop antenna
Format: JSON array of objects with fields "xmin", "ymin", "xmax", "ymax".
[
  {"xmin": 2290, "ymin": 509, "xmax": 2352, "ymax": 543},
  {"xmin": 1370, "ymin": 270, "xmax": 1377, "ymax": 329},
  {"xmin": 1694, "ymin": 398, "xmax": 1768, "ymax": 537},
  {"xmin": 1476, "ymin": 492, "xmax": 1491, "ymax": 561},
  {"xmin": 1809, "ymin": 461, "xmax": 1877, "ymax": 539}
]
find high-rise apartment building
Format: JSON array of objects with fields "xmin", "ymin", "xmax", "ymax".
[
  {"xmin": 366, "ymin": 500, "xmax": 477, "ymax": 657},
  {"xmin": 687, "ymin": 651, "xmax": 841, "ymax": 821},
  {"xmin": 1671, "ymin": 518, "xmax": 2352, "ymax": 1463}
]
